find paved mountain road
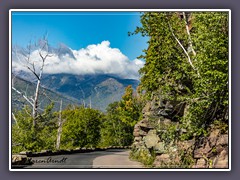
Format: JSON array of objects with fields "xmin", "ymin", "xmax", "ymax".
[{"xmin": 25, "ymin": 149, "xmax": 143, "ymax": 169}]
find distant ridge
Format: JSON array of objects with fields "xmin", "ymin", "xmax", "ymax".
[{"xmin": 12, "ymin": 73, "xmax": 139, "ymax": 112}]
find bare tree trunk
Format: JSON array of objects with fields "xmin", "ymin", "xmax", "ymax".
[
  {"xmin": 182, "ymin": 12, "xmax": 196, "ymax": 56},
  {"xmin": 168, "ymin": 20, "xmax": 200, "ymax": 77},
  {"xmin": 89, "ymin": 97, "xmax": 92, "ymax": 109},
  {"xmin": 32, "ymin": 79, "xmax": 40, "ymax": 127},
  {"xmin": 12, "ymin": 86, "xmax": 34, "ymax": 107},
  {"xmin": 13, "ymin": 36, "xmax": 50, "ymax": 129},
  {"xmin": 12, "ymin": 113, "xmax": 19, "ymax": 128},
  {"xmin": 32, "ymin": 58, "xmax": 45, "ymax": 127},
  {"xmin": 82, "ymin": 100, "xmax": 85, "ymax": 108},
  {"xmin": 56, "ymin": 100, "xmax": 63, "ymax": 150}
]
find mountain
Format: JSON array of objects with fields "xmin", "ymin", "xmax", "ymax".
[
  {"xmin": 56, "ymin": 43, "xmax": 76, "ymax": 60},
  {"xmin": 12, "ymin": 73, "xmax": 139, "ymax": 112},
  {"xmin": 12, "ymin": 42, "xmax": 140, "ymax": 112},
  {"xmin": 40, "ymin": 73, "xmax": 139, "ymax": 111},
  {"xmin": 12, "ymin": 76, "xmax": 81, "ymax": 112}
]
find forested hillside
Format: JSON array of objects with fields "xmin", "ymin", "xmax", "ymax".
[
  {"xmin": 12, "ymin": 76, "xmax": 81, "ymax": 112},
  {"xmin": 130, "ymin": 12, "xmax": 229, "ymax": 168}
]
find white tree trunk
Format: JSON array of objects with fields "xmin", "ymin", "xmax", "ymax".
[
  {"xmin": 56, "ymin": 100, "xmax": 63, "ymax": 150},
  {"xmin": 12, "ymin": 36, "xmax": 50, "ymax": 131},
  {"xmin": 32, "ymin": 79, "xmax": 40, "ymax": 127},
  {"xmin": 168, "ymin": 20, "xmax": 200, "ymax": 77},
  {"xmin": 182, "ymin": 12, "xmax": 196, "ymax": 56},
  {"xmin": 12, "ymin": 113, "xmax": 19, "ymax": 128}
]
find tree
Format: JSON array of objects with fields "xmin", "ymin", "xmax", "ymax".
[
  {"xmin": 132, "ymin": 12, "xmax": 229, "ymax": 139},
  {"xmin": 100, "ymin": 102, "xmax": 133, "ymax": 146},
  {"xmin": 100, "ymin": 86, "xmax": 143, "ymax": 146},
  {"xmin": 12, "ymin": 35, "xmax": 52, "ymax": 128},
  {"xmin": 60, "ymin": 106, "xmax": 103, "ymax": 149},
  {"xmin": 118, "ymin": 85, "xmax": 142, "ymax": 127},
  {"xmin": 181, "ymin": 12, "xmax": 229, "ymax": 137},
  {"xmin": 56, "ymin": 100, "xmax": 64, "ymax": 150},
  {"xmin": 12, "ymin": 103, "xmax": 57, "ymax": 153}
]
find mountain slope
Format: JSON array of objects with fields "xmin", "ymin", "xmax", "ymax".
[
  {"xmin": 12, "ymin": 76, "xmax": 81, "ymax": 112},
  {"xmin": 12, "ymin": 42, "xmax": 140, "ymax": 112},
  {"xmin": 40, "ymin": 73, "xmax": 139, "ymax": 111},
  {"xmin": 12, "ymin": 73, "xmax": 139, "ymax": 112}
]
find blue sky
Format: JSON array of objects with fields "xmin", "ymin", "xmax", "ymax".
[{"xmin": 12, "ymin": 11, "xmax": 148, "ymax": 60}]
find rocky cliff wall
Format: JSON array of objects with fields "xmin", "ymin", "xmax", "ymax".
[{"xmin": 131, "ymin": 94, "xmax": 228, "ymax": 168}]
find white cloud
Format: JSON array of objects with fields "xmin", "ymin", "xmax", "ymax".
[{"xmin": 12, "ymin": 41, "xmax": 145, "ymax": 80}]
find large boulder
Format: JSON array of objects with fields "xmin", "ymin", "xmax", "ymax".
[
  {"xmin": 134, "ymin": 137, "xmax": 142, "ymax": 142},
  {"xmin": 154, "ymin": 142, "xmax": 165, "ymax": 154},
  {"xmin": 144, "ymin": 130, "xmax": 160, "ymax": 149}
]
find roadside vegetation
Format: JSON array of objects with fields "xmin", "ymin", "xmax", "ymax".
[{"xmin": 12, "ymin": 85, "xmax": 142, "ymax": 153}]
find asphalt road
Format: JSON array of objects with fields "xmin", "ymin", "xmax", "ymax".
[{"xmin": 24, "ymin": 149, "xmax": 143, "ymax": 169}]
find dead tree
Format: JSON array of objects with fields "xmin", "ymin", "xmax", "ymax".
[
  {"xmin": 12, "ymin": 35, "xmax": 52, "ymax": 128},
  {"xmin": 56, "ymin": 99, "xmax": 66, "ymax": 150},
  {"xmin": 42, "ymin": 91, "xmax": 65, "ymax": 150}
]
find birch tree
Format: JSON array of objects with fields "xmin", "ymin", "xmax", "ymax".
[{"xmin": 131, "ymin": 12, "xmax": 229, "ymax": 139}]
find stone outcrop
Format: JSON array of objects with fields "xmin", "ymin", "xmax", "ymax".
[
  {"xmin": 144, "ymin": 130, "xmax": 160, "ymax": 149},
  {"xmin": 131, "ymin": 93, "xmax": 229, "ymax": 169},
  {"xmin": 192, "ymin": 129, "xmax": 228, "ymax": 168}
]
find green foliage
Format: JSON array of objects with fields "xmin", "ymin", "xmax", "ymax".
[
  {"xmin": 100, "ymin": 102, "xmax": 134, "ymax": 146},
  {"xmin": 179, "ymin": 12, "xmax": 229, "ymax": 139},
  {"xmin": 130, "ymin": 149, "xmax": 155, "ymax": 167},
  {"xmin": 118, "ymin": 85, "xmax": 143, "ymax": 126},
  {"xmin": 61, "ymin": 106, "xmax": 103, "ymax": 149},
  {"xmin": 100, "ymin": 86, "xmax": 143, "ymax": 146},
  {"xmin": 178, "ymin": 150, "xmax": 195, "ymax": 168},
  {"xmin": 212, "ymin": 119, "xmax": 228, "ymax": 134},
  {"xmin": 13, "ymin": 104, "xmax": 104, "ymax": 153},
  {"xmin": 133, "ymin": 12, "xmax": 191, "ymax": 99},
  {"xmin": 132, "ymin": 12, "xmax": 229, "ymax": 140},
  {"xmin": 158, "ymin": 124, "xmax": 179, "ymax": 144},
  {"xmin": 12, "ymin": 86, "xmax": 143, "ymax": 153},
  {"xmin": 12, "ymin": 104, "xmax": 58, "ymax": 153}
]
